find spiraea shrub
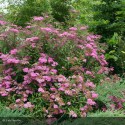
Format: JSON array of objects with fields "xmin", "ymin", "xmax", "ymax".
[{"xmin": 0, "ymin": 15, "xmax": 111, "ymax": 118}]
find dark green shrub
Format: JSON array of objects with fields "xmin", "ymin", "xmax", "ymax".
[
  {"xmin": 50, "ymin": 0, "xmax": 72, "ymax": 28},
  {"xmin": 5, "ymin": 0, "xmax": 51, "ymax": 26},
  {"xmin": 90, "ymin": 0, "xmax": 125, "ymax": 74}
]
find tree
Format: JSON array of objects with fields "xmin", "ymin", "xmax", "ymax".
[
  {"xmin": 90, "ymin": 0, "xmax": 125, "ymax": 74},
  {"xmin": 3, "ymin": 0, "xmax": 72, "ymax": 27},
  {"xmin": 91, "ymin": 0, "xmax": 125, "ymax": 41},
  {"xmin": 5, "ymin": 0, "xmax": 51, "ymax": 26},
  {"xmin": 50, "ymin": 0, "xmax": 71, "ymax": 23}
]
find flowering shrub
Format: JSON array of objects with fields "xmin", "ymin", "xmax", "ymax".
[{"xmin": 0, "ymin": 15, "xmax": 110, "ymax": 117}]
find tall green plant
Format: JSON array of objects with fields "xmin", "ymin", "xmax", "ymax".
[
  {"xmin": 90, "ymin": 0, "xmax": 125, "ymax": 74},
  {"xmin": 50, "ymin": 0, "xmax": 71, "ymax": 26},
  {"xmin": 5, "ymin": 0, "xmax": 51, "ymax": 26}
]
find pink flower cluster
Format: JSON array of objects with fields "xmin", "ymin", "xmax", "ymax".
[
  {"xmin": 33, "ymin": 16, "xmax": 44, "ymax": 21},
  {"xmin": 0, "ymin": 50, "xmax": 98, "ymax": 117},
  {"xmin": 0, "ymin": 20, "xmax": 7, "ymax": 25}
]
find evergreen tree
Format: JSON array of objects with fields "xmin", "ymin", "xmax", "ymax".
[{"xmin": 91, "ymin": 0, "xmax": 125, "ymax": 41}]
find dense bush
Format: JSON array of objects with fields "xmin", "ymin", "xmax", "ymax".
[
  {"xmin": 2, "ymin": 0, "xmax": 72, "ymax": 27},
  {"xmin": 3, "ymin": 0, "xmax": 51, "ymax": 26},
  {"xmin": 90, "ymin": 0, "xmax": 125, "ymax": 74},
  {"xmin": 91, "ymin": 0, "xmax": 125, "ymax": 41},
  {"xmin": 0, "ymin": 15, "xmax": 110, "ymax": 118},
  {"xmin": 50, "ymin": 0, "xmax": 71, "ymax": 25},
  {"xmin": 71, "ymin": 0, "xmax": 95, "ymax": 25}
]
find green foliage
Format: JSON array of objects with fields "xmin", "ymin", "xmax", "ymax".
[
  {"xmin": 105, "ymin": 33, "xmax": 125, "ymax": 74},
  {"xmin": 50, "ymin": 0, "xmax": 71, "ymax": 25},
  {"xmin": 0, "ymin": 102, "xmax": 26, "ymax": 117},
  {"xmin": 4, "ymin": 0, "xmax": 72, "ymax": 27},
  {"xmin": 88, "ymin": 110, "xmax": 125, "ymax": 117},
  {"xmin": 6, "ymin": 0, "xmax": 51, "ymax": 26},
  {"xmin": 96, "ymin": 78, "xmax": 125, "ymax": 108},
  {"xmin": 90, "ymin": 0, "xmax": 125, "ymax": 40},
  {"xmin": 71, "ymin": 0, "xmax": 95, "ymax": 25},
  {"xmin": 90, "ymin": 0, "xmax": 125, "ymax": 74}
]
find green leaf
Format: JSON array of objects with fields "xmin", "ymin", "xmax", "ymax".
[{"xmin": 121, "ymin": 51, "xmax": 125, "ymax": 54}]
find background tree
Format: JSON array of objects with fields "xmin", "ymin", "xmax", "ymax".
[
  {"xmin": 1, "ymin": 0, "xmax": 72, "ymax": 27},
  {"xmin": 5, "ymin": 0, "xmax": 51, "ymax": 26},
  {"xmin": 90, "ymin": 0, "xmax": 125, "ymax": 74},
  {"xmin": 50, "ymin": 0, "xmax": 71, "ymax": 25}
]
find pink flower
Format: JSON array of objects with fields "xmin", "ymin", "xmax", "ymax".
[
  {"xmin": 23, "ymin": 98, "xmax": 27, "ymax": 102},
  {"xmin": 16, "ymin": 99, "xmax": 21, "ymax": 103},
  {"xmin": 87, "ymin": 36, "xmax": 94, "ymax": 42},
  {"xmin": 86, "ymin": 71, "xmax": 92, "ymax": 75},
  {"xmin": 110, "ymin": 104, "xmax": 115, "ymax": 109},
  {"xmin": 67, "ymin": 102, "xmax": 71, "ymax": 105},
  {"xmin": 23, "ymin": 68, "xmax": 29, "ymax": 73},
  {"xmin": 50, "ymin": 87, "xmax": 56, "ymax": 91},
  {"xmin": 51, "ymin": 62, "xmax": 58, "ymax": 66},
  {"xmin": 26, "ymin": 37, "xmax": 39, "ymax": 42},
  {"xmin": 58, "ymin": 75, "xmax": 66, "ymax": 82},
  {"xmin": 59, "ymin": 109, "xmax": 63, "ymax": 114},
  {"xmin": 80, "ymin": 107, "xmax": 85, "ymax": 111},
  {"xmin": 26, "ymin": 26, "xmax": 32, "ymax": 28},
  {"xmin": 80, "ymin": 26, "xmax": 88, "ymax": 30},
  {"xmin": 30, "ymin": 72, "xmax": 39, "ymax": 78},
  {"xmin": 43, "ymin": 76, "xmax": 51, "ymax": 82},
  {"xmin": 26, "ymin": 90, "xmax": 31, "ymax": 94},
  {"xmin": 81, "ymin": 112, "xmax": 87, "ymax": 117},
  {"xmin": 23, "ymin": 93, "xmax": 28, "ymax": 98},
  {"xmin": 38, "ymin": 88, "xmax": 45, "ymax": 93},
  {"xmin": 4, "ymin": 76, "xmax": 11, "ymax": 80},
  {"xmin": 0, "ymin": 20, "xmax": 7, "ymax": 25},
  {"xmin": 91, "ymin": 51, "xmax": 98, "ymax": 59},
  {"xmin": 4, "ymin": 68, "xmax": 13, "ymax": 74},
  {"xmin": 10, "ymin": 28, "xmax": 19, "ymax": 33},
  {"xmin": 1, "ymin": 93, "xmax": 8, "ymax": 96},
  {"xmin": 39, "ymin": 57, "xmax": 47, "ymax": 63},
  {"xmin": 48, "ymin": 57, "xmax": 53, "ymax": 63},
  {"xmin": 78, "ymin": 76, "xmax": 83, "ymax": 82},
  {"xmin": 69, "ymin": 27, "xmax": 77, "ymax": 31},
  {"xmin": 87, "ymin": 99, "xmax": 96, "ymax": 105},
  {"xmin": 85, "ymin": 81, "xmax": 96, "ymax": 88},
  {"xmin": 6, "ymin": 88, "xmax": 12, "ymax": 92},
  {"xmin": 33, "ymin": 16, "xmax": 44, "ymax": 21},
  {"xmin": 58, "ymin": 87, "xmax": 65, "ymax": 91},
  {"xmin": 41, "ymin": 28, "xmax": 52, "ymax": 32},
  {"xmin": 92, "ymin": 92, "xmax": 98, "ymax": 99},
  {"xmin": 65, "ymin": 90, "xmax": 72, "ymax": 95},
  {"xmin": 53, "ymin": 104, "xmax": 58, "ymax": 109},
  {"xmin": 31, "ymin": 43, "xmax": 36, "ymax": 48},
  {"xmin": 24, "ymin": 102, "xmax": 34, "ymax": 108},
  {"xmin": 69, "ymin": 110, "xmax": 77, "ymax": 118},
  {"xmin": 10, "ymin": 49, "xmax": 18, "ymax": 55},
  {"xmin": 64, "ymin": 83, "xmax": 69, "ymax": 87},
  {"xmin": 7, "ymin": 58, "xmax": 20, "ymax": 64},
  {"xmin": 50, "ymin": 69, "xmax": 57, "ymax": 74},
  {"xmin": 50, "ymin": 95, "xmax": 55, "ymax": 99},
  {"xmin": 86, "ymin": 44, "xmax": 93, "ymax": 49},
  {"xmin": 36, "ymin": 78, "xmax": 45, "ymax": 83},
  {"xmin": 77, "ymin": 45, "xmax": 84, "ymax": 49},
  {"xmin": 4, "ymin": 81, "xmax": 11, "ymax": 86}
]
